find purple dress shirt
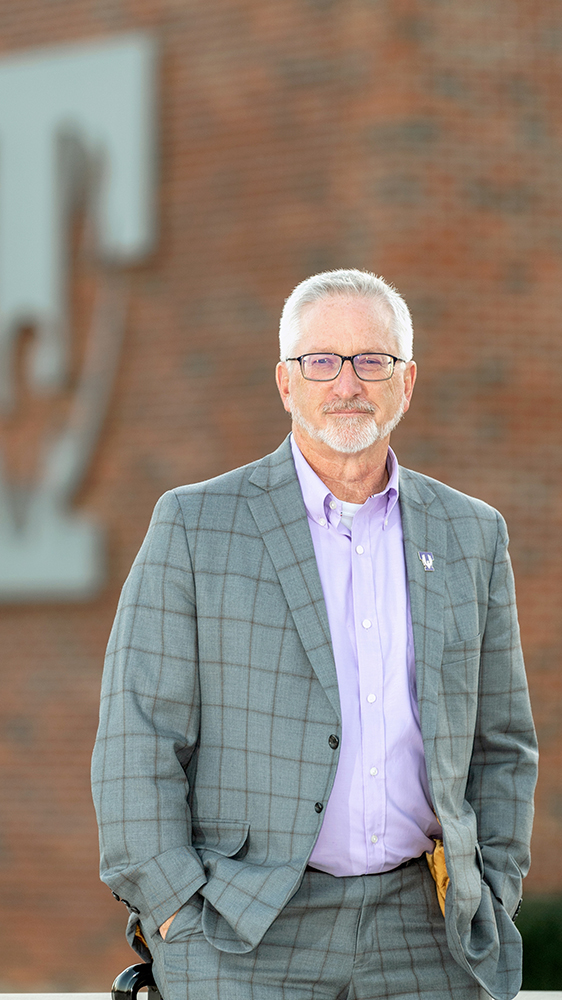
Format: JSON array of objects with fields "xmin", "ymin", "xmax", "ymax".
[{"xmin": 291, "ymin": 437, "xmax": 441, "ymax": 876}]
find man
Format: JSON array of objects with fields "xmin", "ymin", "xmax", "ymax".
[{"xmin": 92, "ymin": 269, "xmax": 538, "ymax": 1000}]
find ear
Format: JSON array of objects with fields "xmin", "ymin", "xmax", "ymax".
[
  {"xmin": 401, "ymin": 360, "xmax": 417, "ymax": 414},
  {"xmin": 275, "ymin": 361, "xmax": 292, "ymax": 414}
]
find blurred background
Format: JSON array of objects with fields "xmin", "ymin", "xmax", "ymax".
[{"xmin": 0, "ymin": 0, "xmax": 560, "ymax": 990}]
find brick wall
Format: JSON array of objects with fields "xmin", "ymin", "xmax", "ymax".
[{"xmin": 0, "ymin": 0, "xmax": 560, "ymax": 989}]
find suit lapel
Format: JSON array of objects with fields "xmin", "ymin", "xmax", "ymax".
[
  {"xmin": 247, "ymin": 442, "xmax": 451, "ymax": 733},
  {"xmin": 248, "ymin": 441, "xmax": 341, "ymax": 720},
  {"xmin": 399, "ymin": 469, "xmax": 447, "ymax": 765}
]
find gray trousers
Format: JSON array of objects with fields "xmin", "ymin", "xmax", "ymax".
[{"xmin": 149, "ymin": 857, "xmax": 488, "ymax": 1000}]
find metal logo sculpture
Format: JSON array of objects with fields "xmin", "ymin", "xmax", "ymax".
[{"xmin": 0, "ymin": 34, "xmax": 156, "ymax": 600}]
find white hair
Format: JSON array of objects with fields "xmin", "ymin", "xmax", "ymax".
[{"xmin": 279, "ymin": 268, "xmax": 414, "ymax": 361}]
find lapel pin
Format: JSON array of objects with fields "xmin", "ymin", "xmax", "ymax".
[{"xmin": 418, "ymin": 551, "xmax": 435, "ymax": 572}]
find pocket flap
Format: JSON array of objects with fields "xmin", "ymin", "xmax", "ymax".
[
  {"xmin": 442, "ymin": 633, "xmax": 481, "ymax": 664},
  {"xmin": 192, "ymin": 817, "xmax": 250, "ymax": 857}
]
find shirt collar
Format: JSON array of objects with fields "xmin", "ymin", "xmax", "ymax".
[{"xmin": 290, "ymin": 434, "xmax": 400, "ymax": 529}]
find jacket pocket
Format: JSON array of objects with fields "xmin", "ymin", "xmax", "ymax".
[
  {"xmin": 192, "ymin": 817, "xmax": 250, "ymax": 859},
  {"xmin": 442, "ymin": 633, "xmax": 481, "ymax": 664}
]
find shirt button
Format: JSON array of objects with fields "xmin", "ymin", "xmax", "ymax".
[
  {"xmin": 319, "ymin": 518, "xmax": 326, "ymax": 527},
  {"xmin": 370, "ymin": 767, "xmax": 378, "ymax": 776},
  {"xmin": 367, "ymin": 693, "xmax": 376, "ymax": 703},
  {"xmin": 371, "ymin": 834, "xmax": 378, "ymax": 844},
  {"xmin": 355, "ymin": 545, "xmax": 364, "ymax": 554},
  {"xmin": 362, "ymin": 619, "xmax": 371, "ymax": 629},
  {"xmin": 329, "ymin": 500, "xmax": 337, "ymax": 510}
]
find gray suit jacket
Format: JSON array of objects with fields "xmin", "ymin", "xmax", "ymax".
[{"xmin": 91, "ymin": 437, "xmax": 538, "ymax": 1000}]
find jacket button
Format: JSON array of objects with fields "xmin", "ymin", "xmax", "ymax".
[
  {"xmin": 121, "ymin": 899, "xmax": 130, "ymax": 908},
  {"xmin": 129, "ymin": 905, "xmax": 140, "ymax": 914},
  {"xmin": 315, "ymin": 802, "xmax": 324, "ymax": 813},
  {"xmin": 328, "ymin": 735, "xmax": 339, "ymax": 749},
  {"xmin": 112, "ymin": 892, "xmax": 121, "ymax": 901}
]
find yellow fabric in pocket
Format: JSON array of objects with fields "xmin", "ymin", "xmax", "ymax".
[
  {"xmin": 135, "ymin": 924, "xmax": 149, "ymax": 948},
  {"xmin": 426, "ymin": 838, "xmax": 449, "ymax": 917}
]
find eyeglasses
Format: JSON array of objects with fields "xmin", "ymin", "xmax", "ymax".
[{"xmin": 285, "ymin": 352, "xmax": 406, "ymax": 382}]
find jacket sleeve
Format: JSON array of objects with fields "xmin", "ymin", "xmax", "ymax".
[
  {"xmin": 91, "ymin": 490, "xmax": 207, "ymax": 938},
  {"xmin": 465, "ymin": 511, "xmax": 538, "ymax": 917}
]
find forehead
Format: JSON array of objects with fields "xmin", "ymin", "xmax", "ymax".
[{"xmin": 297, "ymin": 295, "xmax": 395, "ymax": 353}]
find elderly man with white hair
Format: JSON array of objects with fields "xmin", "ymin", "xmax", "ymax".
[{"xmin": 92, "ymin": 269, "xmax": 537, "ymax": 1000}]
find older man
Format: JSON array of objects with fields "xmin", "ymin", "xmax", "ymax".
[{"xmin": 92, "ymin": 270, "xmax": 537, "ymax": 1000}]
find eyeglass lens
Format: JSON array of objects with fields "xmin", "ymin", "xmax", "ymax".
[{"xmin": 300, "ymin": 354, "xmax": 395, "ymax": 381}]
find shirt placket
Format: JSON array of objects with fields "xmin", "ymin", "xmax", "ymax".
[{"xmin": 351, "ymin": 501, "xmax": 387, "ymax": 871}]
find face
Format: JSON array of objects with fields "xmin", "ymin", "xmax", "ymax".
[{"xmin": 276, "ymin": 295, "xmax": 416, "ymax": 456}]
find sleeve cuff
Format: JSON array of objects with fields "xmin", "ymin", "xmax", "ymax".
[{"xmin": 103, "ymin": 844, "xmax": 208, "ymax": 938}]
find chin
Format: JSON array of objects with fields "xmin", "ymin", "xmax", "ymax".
[{"xmin": 293, "ymin": 410, "xmax": 404, "ymax": 455}]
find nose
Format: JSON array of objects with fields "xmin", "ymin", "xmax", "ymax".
[{"xmin": 332, "ymin": 358, "xmax": 363, "ymax": 396}]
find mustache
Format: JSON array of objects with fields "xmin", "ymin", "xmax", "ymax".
[{"xmin": 321, "ymin": 400, "xmax": 377, "ymax": 415}]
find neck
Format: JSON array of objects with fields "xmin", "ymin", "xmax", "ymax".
[{"xmin": 292, "ymin": 426, "xmax": 390, "ymax": 503}]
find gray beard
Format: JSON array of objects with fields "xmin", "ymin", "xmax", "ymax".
[{"xmin": 291, "ymin": 400, "xmax": 405, "ymax": 455}]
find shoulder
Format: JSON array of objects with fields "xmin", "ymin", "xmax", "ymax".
[
  {"xmin": 399, "ymin": 466, "xmax": 506, "ymax": 535},
  {"xmin": 151, "ymin": 437, "xmax": 295, "ymax": 525}
]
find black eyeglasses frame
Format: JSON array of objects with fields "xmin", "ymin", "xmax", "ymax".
[{"xmin": 285, "ymin": 352, "xmax": 407, "ymax": 382}]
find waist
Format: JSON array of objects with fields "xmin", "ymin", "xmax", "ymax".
[{"xmin": 306, "ymin": 853, "xmax": 425, "ymax": 877}]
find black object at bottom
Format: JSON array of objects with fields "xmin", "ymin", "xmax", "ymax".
[{"xmin": 112, "ymin": 962, "xmax": 162, "ymax": 1000}]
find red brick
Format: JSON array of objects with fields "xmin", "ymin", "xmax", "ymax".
[{"xmin": 0, "ymin": 0, "xmax": 560, "ymax": 988}]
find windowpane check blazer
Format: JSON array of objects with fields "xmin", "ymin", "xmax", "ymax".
[{"xmin": 91, "ymin": 436, "xmax": 538, "ymax": 1000}]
